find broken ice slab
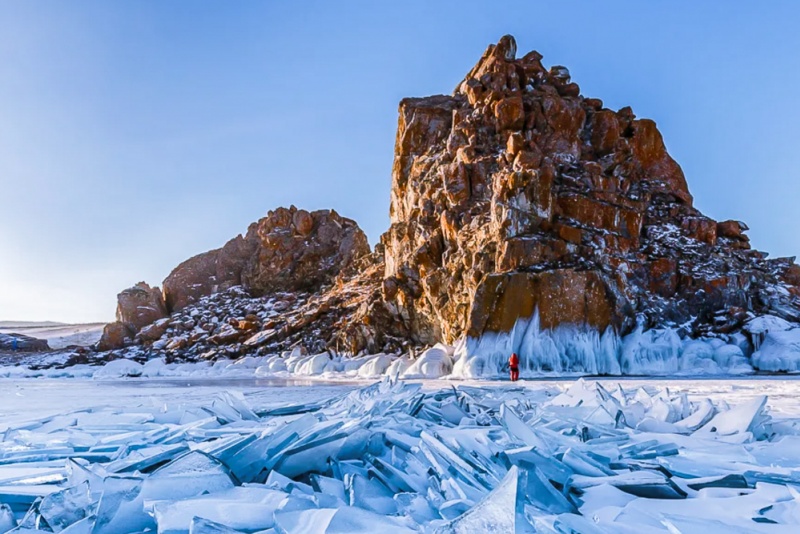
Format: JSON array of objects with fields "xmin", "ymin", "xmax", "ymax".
[
  {"xmin": 188, "ymin": 516, "xmax": 246, "ymax": 534},
  {"xmin": 38, "ymin": 481, "xmax": 94, "ymax": 532},
  {"xmin": 59, "ymin": 516, "xmax": 95, "ymax": 534},
  {"xmin": 550, "ymin": 513, "xmax": 610, "ymax": 534},
  {"xmin": 309, "ymin": 475, "xmax": 346, "ymax": 503},
  {"xmin": 0, "ymin": 466, "xmax": 66, "ymax": 487},
  {"xmin": 366, "ymin": 456, "xmax": 418, "ymax": 494},
  {"xmin": 218, "ymin": 414, "xmax": 318, "ymax": 482},
  {"xmin": 257, "ymin": 400, "xmax": 330, "ymax": 417},
  {"xmin": 0, "ymin": 503, "xmax": 14, "ymax": 531},
  {"xmin": 519, "ymin": 465, "xmax": 576, "ymax": 515},
  {"xmin": 674, "ymin": 398, "xmax": 716, "ymax": 432},
  {"xmin": 748, "ymin": 435, "xmax": 800, "ymax": 469},
  {"xmin": 151, "ymin": 486, "xmax": 290, "ymax": 533},
  {"xmin": 142, "ymin": 451, "xmax": 235, "ymax": 502},
  {"xmin": 393, "ymin": 492, "xmax": 438, "ymax": 524},
  {"xmin": 619, "ymin": 440, "xmax": 678, "ymax": 460},
  {"xmin": 273, "ymin": 506, "xmax": 417, "ymax": 534},
  {"xmin": 660, "ymin": 513, "xmax": 765, "ymax": 534},
  {"xmin": 567, "ymin": 470, "xmax": 687, "ymax": 499},
  {"xmin": 433, "ymin": 466, "xmax": 534, "ymax": 534},
  {"xmin": 500, "ymin": 404, "xmax": 551, "ymax": 453},
  {"xmin": 560, "ymin": 448, "xmax": 615, "ymax": 477},
  {"xmin": 419, "ymin": 430, "xmax": 496, "ymax": 493},
  {"xmin": 345, "ymin": 474, "xmax": 396, "ymax": 515},
  {"xmin": 92, "ymin": 476, "xmax": 152, "ymax": 534},
  {"xmin": 104, "ymin": 443, "xmax": 189, "ymax": 473},
  {"xmin": 0, "ymin": 448, "xmax": 77, "ymax": 466},
  {"xmin": 265, "ymin": 470, "xmax": 314, "ymax": 496},
  {"xmin": 685, "ymin": 473, "xmax": 750, "ymax": 491},
  {"xmin": 503, "ymin": 446, "xmax": 574, "ymax": 489},
  {"xmin": 270, "ymin": 428, "xmax": 349, "ymax": 479},
  {"xmin": 437, "ymin": 499, "xmax": 472, "ymax": 520},
  {"xmin": 743, "ymin": 470, "xmax": 800, "ymax": 487},
  {"xmin": 695, "ymin": 395, "xmax": 770, "ymax": 440},
  {"xmin": 656, "ymin": 454, "xmax": 738, "ymax": 479},
  {"xmin": 0, "ymin": 485, "xmax": 58, "ymax": 513}
]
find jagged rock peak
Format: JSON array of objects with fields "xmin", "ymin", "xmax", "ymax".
[{"xmin": 381, "ymin": 35, "xmax": 800, "ymax": 349}]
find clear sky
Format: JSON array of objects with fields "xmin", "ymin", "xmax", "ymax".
[{"xmin": 1, "ymin": 1, "xmax": 799, "ymax": 323}]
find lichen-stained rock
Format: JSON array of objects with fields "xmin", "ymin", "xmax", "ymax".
[
  {"xmin": 163, "ymin": 232, "xmax": 258, "ymax": 313},
  {"xmin": 381, "ymin": 34, "xmax": 800, "ymax": 345},
  {"xmin": 96, "ymin": 322, "xmax": 135, "ymax": 351},
  {"xmin": 466, "ymin": 269, "xmax": 631, "ymax": 340},
  {"xmin": 241, "ymin": 206, "xmax": 370, "ymax": 296},
  {"xmin": 115, "ymin": 282, "xmax": 168, "ymax": 331},
  {"xmin": 162, "ymin": 206, "xmax": 369, "ymax": 313}
]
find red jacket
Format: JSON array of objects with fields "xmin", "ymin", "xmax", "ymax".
[{"xmin": 509, "ymin": 353, "xmax": 519, "ymax": 367}]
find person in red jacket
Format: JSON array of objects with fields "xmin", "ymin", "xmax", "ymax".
[{"xmin": 509, "ymin": 352, "xmax": 520, "ymax": 381}]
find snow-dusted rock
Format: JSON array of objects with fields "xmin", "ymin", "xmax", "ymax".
[
  {"xmin": 402, "ymin": 344, "xmax": 453, "ymax": 379},
  {"xmin": 93, "ymin": 358, "xmax": 144, "ymax": 378}
]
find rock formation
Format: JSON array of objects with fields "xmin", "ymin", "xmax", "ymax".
[
  {"xmin": 380, "ymin": 35, "xmax": 800, "ymax": 350},
  {"xmin": 162, "ymin": 206, "xmax": 369, "ymax": 312},
  {"xmin": 93, "ymin": 35, "xmax": 800, "ymax": 370},
  {"xmin": 0, "ymin": 333, "xmax": 49, "ymax": 352},
  {"xmin": 96, "ymin": 207, "xmax": 377, "ymax": 355},
  {"xmin": 97, "ymin": 282, "xmax": 168, "ymax": 350}
]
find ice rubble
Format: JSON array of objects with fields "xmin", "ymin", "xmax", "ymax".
[{"xmin": 1, "ymin": 378, "xmax": 800, "ymax": 532}]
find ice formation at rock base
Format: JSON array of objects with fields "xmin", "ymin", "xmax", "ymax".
[
  {"xmin": 6, "ymin": 313, "xmax": 800, "ymax": 382},
  {"xmin": 1, "ymin": 378, "xmax": 800, "ymax": 532}
]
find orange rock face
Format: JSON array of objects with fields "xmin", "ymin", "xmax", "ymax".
[
  {"xmin": 241, "ymin": 206, "xmax": 370, "ymax": 296},
  {"xmin": 380, "ymin": 35, "xmax": 800, "ymax": 344},
  {"xmin": 162, "ymin": 206, "xmax": 370, "ymax": 312},
  {"xmin": 96, "ymin": 322, "xmax": 135, "ymax": 351},
  {"xmin": 115, "ymin": 282, "xmax": 168, "ymax": 332}
]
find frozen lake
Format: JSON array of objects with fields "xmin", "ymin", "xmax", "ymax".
[
  {"xmin": 0, "ymin": 377, "xmax": 362, "ymax": 431},
  {"xmin": 3, "ymin": 375, "xmax": 800, "ymax": 429},
  {"xmin": 1, "ymin": 376, "xmax": 800, "ymax": 531}
]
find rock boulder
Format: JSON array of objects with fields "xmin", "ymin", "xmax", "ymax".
[{"xmin": 116, "ymin": 282, "xmax": 168, "ymax": 331}]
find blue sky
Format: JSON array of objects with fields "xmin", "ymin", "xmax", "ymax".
[{"xmin": 1, "ymin": 1, "xmax": 799, "ymax": 323}]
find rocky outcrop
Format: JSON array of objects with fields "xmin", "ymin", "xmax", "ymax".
[
  {"xmin": 380, "ymin": 35, "xmax": 800, "ymax": 347},
  {"xmin": 162, "ymin": 233, "xmax": 259, "ymax": 312},
  {"xmin": 93, "ymin": 35, "xmax": 800, "ymax": 365},
  {"xmin": 240, "ymin": 206, "xmax": 370, "ymax": 296},
  {"xmin": 0, "ymin": 333, "xmax": 49, "ymax": 352},
  {"xmin": 116, "ymin": 282, "xmax": 168, "ymax": 330},
  {"xmin": 96, "ymin": 322, "xmax": 135, "ymax": 352},
  {"xmin": 97, "ymin": 207, "xmax": 376, "ymax": 356},
  {"xmin": 162, "ymin": 206, "xmax": 369, "ymax": 312},
  {"xmin": 97, "ymin": 282, "xmax": 168, "ymax": 350}
]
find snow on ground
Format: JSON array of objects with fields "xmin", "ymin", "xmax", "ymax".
[
  {"xmin": 1, "ymin": 376, "xmax": 800, "ymax": 532},
  {"xmin": 0, "ymin": 322, "xmax": 104, "ymax": 350}
]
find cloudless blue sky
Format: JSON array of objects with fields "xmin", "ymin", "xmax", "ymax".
[{"xmin": 1, "ymin": 1, "xmax": 799, "ymax": 322}]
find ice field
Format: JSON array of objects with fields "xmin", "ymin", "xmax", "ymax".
[{"xmin": 1, "ymin": 377, "xmax": 800, "ymax": 532}]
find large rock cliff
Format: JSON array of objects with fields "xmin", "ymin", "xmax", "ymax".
[{"xmin": 379, "ymin": 35, "xmax": 800, "ymax": 351}]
